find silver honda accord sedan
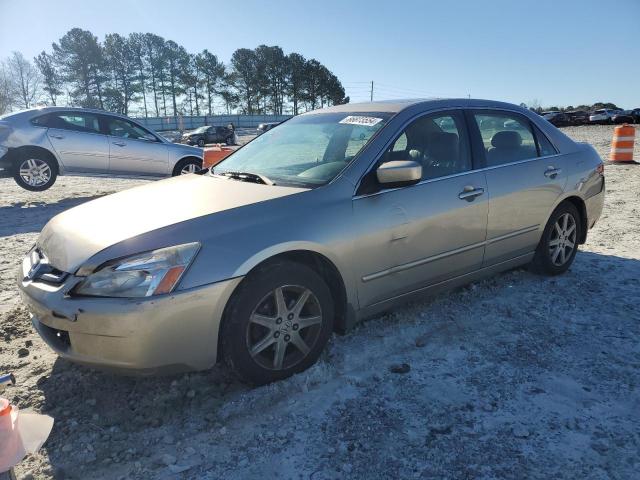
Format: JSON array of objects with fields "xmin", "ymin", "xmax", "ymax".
[
  {"xmin": 17, "ymin": 99, "xmax": 605, "ymax": 384},
  {"xmin": 0, "ymin": 107, "xmax": 203, "ymax": 191}
]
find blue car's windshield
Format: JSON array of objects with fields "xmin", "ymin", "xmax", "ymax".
[{"xmin": 212, "ymin": 112, "xmax": 392, "ymax": 187}]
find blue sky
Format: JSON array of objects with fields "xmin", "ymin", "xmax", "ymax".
[{"xmin": 1, "ymin": 0, "xmax": 638, "ymax": 108}]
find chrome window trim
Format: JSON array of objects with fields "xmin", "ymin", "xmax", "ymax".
[
  {"xmin": 480, "ymin": 152, "xmax": 563, "ymax": 172},
  {"xmin": 353, "ymin": 167, "xmax": 479, "ymax": 200},
  {"xmin": 353, "ymin": 152, "xmax": 563, "ymax": 200},
  {"xmin": 353, "ymin": 105, "xmax": 564, "ymax": 200},
  {"xmin": 105, "ymin": 134, "xmax": 164, "ymax": 145}
]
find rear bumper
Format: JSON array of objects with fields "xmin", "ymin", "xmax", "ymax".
[{"xmin": 18, "ymin": 270, "xmax": 242, "ymax": 375}]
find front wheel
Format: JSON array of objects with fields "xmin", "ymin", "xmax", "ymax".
[
  {"xmin": 197, "ymin": 138, "xmax": 205, "ymax": 147},
  {"xmin": 221, "ymin": 261, "xmax": 334, "ymax": 385},
  {"xmin": 530, "ymin": 202, "xmax": 581, "ymax": 275},
  {"xmin": 172, "ymin": 157, "xmax": 202, "ymax": 176},
  {"xmin": 13, "ymin": 154, "xmax": 57, "ymax": 191}
]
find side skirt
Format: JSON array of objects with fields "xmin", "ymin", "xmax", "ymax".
[{"xmin": 354, "ymin": 252, "xmax": 535, "ymax": 324}]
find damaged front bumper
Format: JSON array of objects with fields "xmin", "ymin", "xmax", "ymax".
[{"xmin": 17, "ymin": 264, "xmax": 242, "ymax": 375}]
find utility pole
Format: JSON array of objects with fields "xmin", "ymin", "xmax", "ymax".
[{"xmin": 370, "ymin": 81, "xmax": 374, "ymax": 102}]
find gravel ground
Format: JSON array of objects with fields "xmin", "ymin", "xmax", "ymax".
[{"xmin": 1, "ymin": 125, "xmax": 639, "ymax": 479}]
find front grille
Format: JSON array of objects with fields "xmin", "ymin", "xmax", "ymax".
[{"xmin": 27, "ymin": 248, "xmax": 69, "ymax": 284}]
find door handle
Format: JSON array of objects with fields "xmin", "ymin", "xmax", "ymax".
[
  {"xmin": 458, "ymin": 186, "xmax": 484, "ymax": 201},
  {"xmin": 50, "ymin": 134, "xmax": 64, "ymax": 139},
  {"xmin": 113, "ymin": 141, "xmax": 126, "ymax": 147},
  {"xmin": 544, "ymin": 167, "xmax": 562, "ymax": 178}
]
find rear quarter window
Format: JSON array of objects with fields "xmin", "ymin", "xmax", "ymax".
[{"xmin": 533, "ymin": 125, "xmax": 558, "ymax": 156}]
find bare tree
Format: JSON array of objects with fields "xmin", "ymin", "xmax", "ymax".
[
  {"xmin": 0, "ymin": 63, "xmax": 14, "ymax": 115},
  {"xmin": 6, "ymin": 51, "xmax": 41, "ymax": 109}
]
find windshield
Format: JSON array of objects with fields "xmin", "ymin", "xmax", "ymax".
[
  {"xmin": 212, "ymin": 112, "xmax": 391, "ymax": 187},
  {"xmin": 191, "ymin": 126, "xmax": 208, "ymax": 134}
]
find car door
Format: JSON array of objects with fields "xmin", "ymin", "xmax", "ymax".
[
  {"xmin": 215, "ymin": 127, "xmax": 228, "ymax": 143},
  {"xmin": 352, "ymin": 110, "xmax": 488, "ymax": 308},
  {"xmin": 103, "ymin": 115, "xmax": 169, "ymax": 175},
  {"xmin": 43, "ymin": 111, "xmax": 109, "ymax": 172},
  {"xmin": 205, "ymin": 127, "xmax": 216, "ymax": 144},
  {"xmin": 470, "ymin": 110, "xmax": 567, "ymax": 266}
]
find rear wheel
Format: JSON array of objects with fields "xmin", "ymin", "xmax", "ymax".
[
  {"xmin": 530, "ymin": 202, "xmax": 581, "ymax": 275},
  {"xmin": 221, "ymin": 261, "xmax": 334, "ymax": 385},
  {"xmin": 13, "ymin": 153, "xmax": 57, "ymax": 191}
]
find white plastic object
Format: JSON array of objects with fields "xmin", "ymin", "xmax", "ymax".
[{"xmin": 0, "ymin": 398, "xmax": 54, "ymax": 473}]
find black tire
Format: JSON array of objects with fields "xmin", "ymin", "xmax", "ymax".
[
  {"xmin": 172, "ymin": 157, "xmax": 202, "ymax": 176},
  {"xmin": 13, "ymin": 152, "xmax": 57, "ymax": 191},
  {"xmin": 530, "ymin": 202, "xmax": 581, "ymax": 276},
  {"xmin": 221, "ymin": 260, "xmax": 334, "ymax": 385},
  {"xmin": 197, "ymin": 138, "xmax": 205, "ymax": 147},
  {"xmin": 225, "ymin": 135, "xmax": 234, "ymax": 146}
]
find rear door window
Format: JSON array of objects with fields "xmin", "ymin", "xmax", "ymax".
[
  {"xmin": 37, "ymin": 112, "xmax": 101, "ymax": 134},
  {"xmin": 473, "ymin": 112, "xmax": 537, "ymax": 166}
]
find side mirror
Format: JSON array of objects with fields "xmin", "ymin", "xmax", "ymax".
[
  {"xmin": 142, "ymin": 133, "xmax": 157, "ymax": 142},
  {"xmin": 376, "ymin": 160, "xmax": 422, "ymax": 186}
]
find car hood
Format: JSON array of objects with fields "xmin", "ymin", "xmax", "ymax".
[
  {"xmin": 37, "ymin": 174, "xmax": 307, "ymax": 273},
  {"xmin": 171, "ymin": 142, "xmax": 202, "ymax": 154}
]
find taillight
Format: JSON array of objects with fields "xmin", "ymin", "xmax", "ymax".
[{"xmin": 596, "ymin": 163, "xmax": 604, "ymax": 176}]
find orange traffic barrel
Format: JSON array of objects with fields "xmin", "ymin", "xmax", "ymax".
[
  {"xmin": 203, "ymin": 144, "xmax": 235, "ymax": 169},
  {"xmin": 609, "ymin": 124, "xmax": 636, "ymax": 162}
]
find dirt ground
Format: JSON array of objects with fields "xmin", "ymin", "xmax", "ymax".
[{"xmin": 1, "ymin": 125, "xmax": 639, "ymax": 479}]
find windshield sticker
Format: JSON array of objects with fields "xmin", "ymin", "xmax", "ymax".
[{"xmin": 339, "ymin": 116, "xmax": 383, "ymax": 127}]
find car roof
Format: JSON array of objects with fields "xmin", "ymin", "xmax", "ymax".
[
  {"xmin": 16, "ymin": 106, "xmax": 134, "ymax": 120},
  {"xmin": 302, "ymin": 98, "xmax": 531, "ymax": 115}
]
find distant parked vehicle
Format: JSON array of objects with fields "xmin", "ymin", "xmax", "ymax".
[
  {"xmin": 611, "ymin": 111, "xmax": 635, "ymax": 124},
  {"xmin": 181, "ymin": 125, "xmax": 235, "ymax": 147},
  {"xmin": 0, "ymin": 107, "xmax": 204, "ymax": 191},
  {"xmin": 542, "ymin": 111, "xmax": 570, "ymax": 127},
  {"xmin": 257, "ymin": 122, "xmax": 280, "ymax": 135},
  {"xmin": 565, "ymin": 110, "xmax": 590, "ymax": 126},
  {"xmin": 589, "ymin": 109, "xmax": 621, "ymax": 124}
]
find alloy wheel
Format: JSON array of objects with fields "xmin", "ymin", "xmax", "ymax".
[
  {"xmin": 18, "ymin": 158, "xmax": 51, "ymax": 187},
  {"xmin": 548, "ymin": 212, "xmax": 577, "ymax": 266},
  {"xmin": 246, "ymin": 285, "xmax": 323, "ymax": 370},
  {"xmin": 180, "ymin": 163, "xmax": 201, "ymax": 174}
]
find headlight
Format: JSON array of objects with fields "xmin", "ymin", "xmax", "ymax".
[{"xmin": 73, "ymin": 242, "xmax": 200, "ymax": 298}]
